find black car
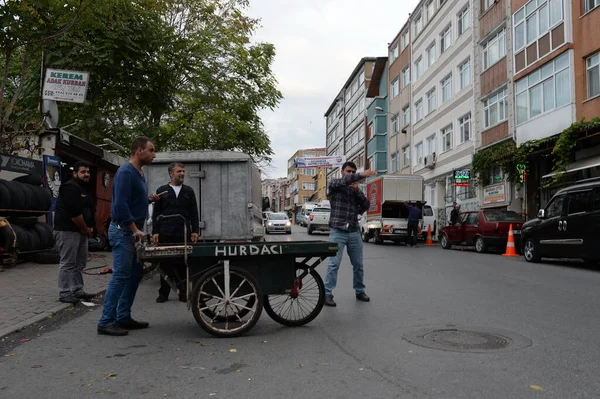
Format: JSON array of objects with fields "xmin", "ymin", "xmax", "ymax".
[{"xmin": 521, "ymin": 178, "xmax": 600, "ymax": 265}]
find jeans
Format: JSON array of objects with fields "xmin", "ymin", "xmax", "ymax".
[
  {"xmin": 98, "ymin": 223, "xmax": 143, "ymax": 327},
  {"xmin": 324, "ymin": 228, "xmax": 365, "ymax": 296},
  {"xmin": 407, "ymin": 221, "xmax": 419, "ymax": 246},
  {"xmin": 54, "ymin": 231, "xmax": 88, "ymax": 299}
]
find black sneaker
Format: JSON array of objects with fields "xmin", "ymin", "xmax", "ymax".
[
  {"xmin": 97, "ymin": 324, "xmax": 129, "ymax": 336},
  {"xmin": 324, "ymin": 295, "xmax": 337, "ymax": 307},
  {"xmin": 156, "ymin": 295, "xmax": 168, "ymax": 303},
  {"xmin": 59, "ymin": 295, "xmax": 80, "ymax": 304},
  {"xmin": 356, "ymin": 292, "xmax": 371, "ymax": 302},
  {"xmin": 117, "ymin": 318, "xmax": 150, "ymax": 330},
  {"xmin": 75, "ymin": 292, "xmax": 96, "ymax": 300}
]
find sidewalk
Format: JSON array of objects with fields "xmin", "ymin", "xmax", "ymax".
[{"xmin": 0, "ymin": 252, "xmax": 114, "ymax": 339}]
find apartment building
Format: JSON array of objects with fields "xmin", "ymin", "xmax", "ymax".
[
  {"xmin": 285, "ymin": 148, "xmax": 326, "ymax": 212},
  {"xmin": 387, "ymin": 22, "xmax": 413, "ymax": 175},
  {"xmin": 309, "ymin": 168, "xmax": 328, "ymax": 202},
  {"xmin": 366, "ymin": 57, "xmax": 390, "ymax": 174},
  {"xmin": 261, "ymin": 178, "xmax": 289, "ymax": 212},
  {"xmin": 325, "ymin": 58, "xmax": 378, "ymax": 184},
  {"xmin": 411, "ymin": 0, "xmax": 477, "ymax": 218}
]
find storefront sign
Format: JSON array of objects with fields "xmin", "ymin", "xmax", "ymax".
[
  {"xmin": 454, "ymin": 169, "xmax": 470, "ymax": 187},
  {"xmin": 42, "ymin": 69, "xmax": 89, "ymax": 104},
  {"xmin": 483, "ymin": 183, "xmax": 506, "ymax": 205},
  {"xmin": 294, "ymin": 156, "xmax": 346, "ymax": 168},
  {"xmin": 0, "ymin": 154, "xmax": 43, "ymax": 175}
]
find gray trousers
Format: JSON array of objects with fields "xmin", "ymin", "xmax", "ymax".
[{"xmin": 54, "ymin": 230, "xmax": 88, "ymax": 299}]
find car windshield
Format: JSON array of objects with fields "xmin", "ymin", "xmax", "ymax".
[
  {"xmin": 268, "ymin": 213, "xmax": 288, "ymax": 220},
  {"xmin": 312, "ymin": 208, "xmax": 330, "ymax": 213},
  {"xmin": 423, "ymin": 206, "xmax": 433, "ymax": 216},
  {"xmin": 483, "ymin": 211, "xmax": 523, "ymax": 222}
]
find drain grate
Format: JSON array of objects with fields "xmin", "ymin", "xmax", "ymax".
[{"xmin": 402, "ymin": 325, "xmax": 532, "ymax": 353}]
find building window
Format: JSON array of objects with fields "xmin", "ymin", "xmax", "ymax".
[
  {"xmin": 392, "ymin": 115, "xmax": 399, "ymax": 133},
  {"xmin": 459, "ymin": 58, "xmax": 471, "ymax": 89},
  {"xmin": 458, "ymin": 113, "xmax": 471, "ymax": 143},
  {"xmin": 440, "ymin": 25, "xmax": 452, "ymax": 53},
  {"xmin": 426, "ymin": 88, "xmax": 436, "ymax": 114},
  {"xmin": 302, "ymin": 196, "xmax": 311, "ymax": 203},
  {"xmin": 391, "ymin": 44, "xmax": 399, "ymax": 62},
  {"xmin": 426, "ymin": 0, "xmax": 435, "ymax": 22},
  {"xmin": 303, "ymin": 168, "xmax": 316, "ymax": 176},
  {"xmin": 585, "ymin": 0, "xmax": 600, "ymax": 12},
  {"xmin": 402, "ymin": 146, "xmax": 410, "ymax": 167},
  {"xmin": 390, "ymin": 152, "xmax": 398, "ymax": 173},
  {"xmin": 302, "ymin": 182, "xmax": 315, "ymax": 191},
  {"xmin": 456, "ymin": 178, "xmax": 476, "ymax": 200},
  {"xmin": 402, "ymin": 105, "xmax": 410, "ymax": 126},
  {"xmin": 441, "ymin": 125, "xmax": 453, "ymax": 152},
  {"xmin": 427, "ymin": 42, "xmax": 436, "ymax": 67},
  {"xmin": 428, "ymin": 184, "xmax": 436, "ymax": 207},
  {"xmin": 458, "ymin": 5, "xmax": 470, "ymax": 35},
  {"xmin": 402, "ymin": 66, "xmax": 411, "ymax": 88},
  {"xmin": 483, "ymin": 88, "xmax": 508, "ymax": 128},
  {"xmin": 415, "ymin": 57, "xmax": 424, "ymax": 80},
  {"xmin": 483, "ymin": 29, "xmax": 506, "ymax": 70},
  {"xmin": 441, "ymin": 74, "xmax": 452, "ymax": 102},
  {"xmin": 414, "ymin": 12, "xmax": 423, "ymax": 36},
  {"xmin": 415, "ymin": 142, "xmax": 424, "ymax": 165},
  {"xmin": 483, "ymin": 0, "xmax": 495, "ymax": 12},
  {"xmin": 513, "ymin": 0, "xmax": 563, "ymax": 56},
  {"xmin": 587, "ymin": 52, "xmax": 599, "ymax": 99},
  {"xmin": 401, "ymin": 30, "xmax": 409, "ymax": 50},
  {"xmin": 391, "ymin": 77, "xmax": 400, "ymax": 99},
  {"xmin": 515, "ymin": 53, "xmax": 570, "ymax": 125},
  {"xmin": 490, "ymin": 166, "xmax": 504, "ymax": 183},
  {"xmin": 415, "ymin": 99, "xmax": 423, "ymax": 122},
  {"xmin": 426, "ymin": 134, "xmax": 436, "ymax": 155}
]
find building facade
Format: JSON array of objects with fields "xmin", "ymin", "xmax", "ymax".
[
  {"xmin": 285, "ymin": 148, "xmax": 326, "ymax": 213},
  {"xmin": 366, "ymin": 57, "xmax": 390, "ymax": 175}
]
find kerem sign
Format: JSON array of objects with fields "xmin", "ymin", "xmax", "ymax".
[
  {"xmin": 454, "ymin": 169, "xmax": 471, "ymax": 187},
  {"xmin": 43, "ymin": 69, "xmax": 89, "ymax": 104}
]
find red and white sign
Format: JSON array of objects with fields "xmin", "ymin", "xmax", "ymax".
[
  {"xmin": 294, "ymin": 156, "xmax": 346, "ymax": 168},
  {"xmin": 367, "ymin": 179, "xmax": 383, "ymax": 216}
]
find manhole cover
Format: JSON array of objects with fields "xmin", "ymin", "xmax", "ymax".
[{"xmin": 402, "ymin": 325, "xmax": 532, "ymax": 353}]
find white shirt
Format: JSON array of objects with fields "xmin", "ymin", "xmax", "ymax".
[{"xmin": 170, "ymin": 184, "xmax": 182, "ymax": 198}]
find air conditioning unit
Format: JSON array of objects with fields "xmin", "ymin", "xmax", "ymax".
[{"xmin": 424, "ymin": 153, "xmax": 436, "ymax": 169}]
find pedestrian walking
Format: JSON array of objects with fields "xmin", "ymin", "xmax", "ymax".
[
  {"xmin": 152, "ymin": 162, "xmax": 199, "ymax": 303},
  {"xmin": 324, "ymin": 162, "xmax": 377, "ymax": 307},
  {"xmin": 97, "ymin": 136, "xmax": 160, "ymax": 336},
  {"xmin": 403, "ymin": 201, "xmax": 422, "ymax": 247},
  {"xmin": 54, "ymin": 161, "xmax": 96, "ymax": 304}
]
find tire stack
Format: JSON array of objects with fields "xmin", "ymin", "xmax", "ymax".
[{"xmin": 0, "ymin": 177, "xmax": 58, "ymax": 263}]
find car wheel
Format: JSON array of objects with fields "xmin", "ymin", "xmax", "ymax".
[
  {"xmin": 523, "ymin": 238, "xmax": 540, "ymax": 263},
  {"xmin": 373, "ymin": 229, "xmax": 383, "ymax": 245},
  {"xmin": 475, "ymin": 237, "xmax": 487, "ymax": 254},
  {"xmin": 361, "ymin": 229, "xmax": 370, "ymax": 243},
  {"xmin": 440, "ymin": 233, "xmax": 452, "ymax": 250},
  {"xmin": 307, "ymin": 227, "xmax": 313, "ymax": 235}
]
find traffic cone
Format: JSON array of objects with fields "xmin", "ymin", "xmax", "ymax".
[
  {"xmin": 502, "ymin": 224, "xmax": 519, "ymax": 257},
  {"xmin": 425, "ymin": 224, "xmax": 435, "ymax": 246}
]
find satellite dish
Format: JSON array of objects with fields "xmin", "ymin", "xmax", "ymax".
[{"xmin": 42, "ymin": 100, "xmax": 59, "ymax": 128}]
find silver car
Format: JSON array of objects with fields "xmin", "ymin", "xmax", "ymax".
[{"xmin": 265, "ymin": 212, "xmax": 292, "ymax": 234}]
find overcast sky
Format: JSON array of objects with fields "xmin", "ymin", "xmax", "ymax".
[{"xmin": 247, "ymin": 0, "xmax": 420, "ymax": 178}]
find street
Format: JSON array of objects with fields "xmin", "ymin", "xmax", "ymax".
[{"xmin": 1, "ymin": 226, "xmax": 600, "ymax": 398}]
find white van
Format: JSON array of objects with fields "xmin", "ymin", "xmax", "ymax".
[
  {"xmin": 299, "ymin": 203, "xmax": 317, "ymax": 227},
  {"xmin": 421, "ymin": 205, "xmax": 438, "ymax": 240}
]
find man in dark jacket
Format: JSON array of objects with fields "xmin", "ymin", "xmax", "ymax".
[
  {"xmin": 403, "ymin": 201, "xmax": 422, "ymax": 247},
  {"xmin": 152, "ymin": 162, "xmax": 199, "ymax": 303},
  {"xmin": 54, "ymin": 161, "xmax": 96, "ymax": 304},
  {"xmin": 450, "ymin": 202, "xmax": 461, "ymax": 225}
]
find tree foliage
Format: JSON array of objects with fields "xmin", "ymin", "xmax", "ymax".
[{"xmin": 0, "ymin": 0, "xmax": 282, "ymax": 161}]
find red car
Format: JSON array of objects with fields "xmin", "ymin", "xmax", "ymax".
[{"xmin": 439, "ymin": 210, "xmax": 524, "ymax": 254}]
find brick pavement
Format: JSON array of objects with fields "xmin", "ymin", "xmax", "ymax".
[{"xmin": 0, "ymin": 252, "xmax": 114, "ymax": 339}]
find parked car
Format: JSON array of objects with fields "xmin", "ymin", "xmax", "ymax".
[
  {"xmin": 521, "ymin": 179, "xmax": 600, "ymax": 265},
  {"xmin": 264, "ymin": 212, "xmax": 292, "ymax": 234},
  {"xmin": 421, "ymin": 205, "xmax": 438, "ymax": 240},
  {"xmin": 307, "ymin": 207, "xmax": 331, "ymax": 235},
  {"xmin": 439, "ymin": 210, "xmax": 524, "ymax": 253}
]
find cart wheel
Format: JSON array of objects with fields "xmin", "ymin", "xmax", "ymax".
[
  {"xmin": 263, "ymin": 266, "xmax": 325, "ymax": 327},
  {"xmin": 191, "ymin": 265, "xmax": 263, "ymax": 338}
]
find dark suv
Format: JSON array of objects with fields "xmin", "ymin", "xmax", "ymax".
[{"xmin": 521, "ymin": 179, "xmax": 600, "ymax": 265}]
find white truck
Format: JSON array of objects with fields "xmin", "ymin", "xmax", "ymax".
[{"xmin": 360, "ymin": 174, "xmax": 424, "ymax": 245}]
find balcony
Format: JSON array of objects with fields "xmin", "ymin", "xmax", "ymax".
[{"xmin": 367, "ymin": 135, "xmax": 387, "ymax": 156}]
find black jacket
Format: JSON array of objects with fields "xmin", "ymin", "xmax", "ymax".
[
  {"xmin": 151, "ymin": 184, "xmax": 199, "ymax": 237},
  {"xmin": 450, "ymin": 208, "xmax": 460, "ymax": 225},
  {"xmin": 54, "ymin": 178, "xmax": 95, "ymax": 232}
]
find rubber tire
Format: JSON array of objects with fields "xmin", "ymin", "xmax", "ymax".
[
  {"xmin": 286, "ymin": 231, "xmax": 292, "ymax": 235},
  {"xmin": 27, "ymin": 230, "xmax": 41, "ymax": 251},
  {"xmin": 307, "ymin": 227, "xmax": 313, "ymax": 235},
  {"xmin": 263, "ymin": 267, "xmax": 325, "ymax": 327},
  {"xmin": 440, "ymin": 233, "xmax": 452, "ymax": 250},
  {"xmin": 0, "ymin": 180, "xmax": 11, "ymax": 209},
  {"xmin": 0, "ymin": 225, "xmax": 16, "ymax": 251},
  {"xmin": 523, "ymin": 238, "xmax": 541, "ymax": 263},
  {"xmin": 191, "ymin": 265, "xmax": 263, "ymax": 338},
  {"xmin": 11, "ymin": 224, "xmax": 32, "ymax": 251},
  {"xmin": 361, "ymin": 229, "xmax": 370, "ymax": 243},
  {"xmin": 8, "ymin": 216, "xmax": 39, "ymax": 227},
  {"xmin": 13, "ymin": 174, "xmax": 43, "ymax": 186},
  {"xmin": 32, "ymin": 223, "xmax": 54, "ymax": 249},
  {"xmin": 475, "ymin": 236, "xmax": 487, "ymax": 253},
  {"xmin": 31, "ymin": 186, "xmax": 52, "ymax": 211},
  {"xmin": 373, "ymin": 229, "xmax": 383, "ymax": 245},
  {"xmin": 6, "ymin": 181, "xmax": 26, "ymax": 210},
  {"xmin": 33, "ymin": 251, "xmax": 60, "ymax": 264}
]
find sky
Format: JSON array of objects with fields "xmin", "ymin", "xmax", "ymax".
[{"xmin": 247, "ymin": 0, "xmax": 420, "ymax": 179}]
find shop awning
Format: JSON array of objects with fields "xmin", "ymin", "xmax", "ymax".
[{"xmin": 542, "ymin": 155, "xmax": 600, "ymax": 179}]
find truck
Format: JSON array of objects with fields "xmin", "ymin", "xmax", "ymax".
[{"xmin": 360, "ymin": 174, "xmax": 425, "ymax": 245}]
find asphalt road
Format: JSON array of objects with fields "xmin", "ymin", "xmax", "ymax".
[{"xmin": 1, "ymin": 225, "xmax": 599, "ymax": 398}]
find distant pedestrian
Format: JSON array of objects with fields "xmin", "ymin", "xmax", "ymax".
[
  {"xmin": 54, "ymin": 161, "xmax": 96, "ymax": 304},
  {"xmin": 450, "ymin": 202, "xmax": 461, "ymax": 225},
  {"xmin": 97, "ymin": 136, "xmax": 160, "ymax": 337},
  {"xmin": 152, "ymin": 162, "xmax": 199, "ymax": 303},
  {"xmin": 403, "ymin": 201, "xmax": 422, "ymax": 247},
  {"xmin": 324, "ymin": 162, "xmax": 377, "ymax": 307}
]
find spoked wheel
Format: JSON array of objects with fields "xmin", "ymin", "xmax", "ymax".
[
  {"xmin": 263, "ymin": 266, "xmax": 325, "ymax": 327},
  {"xmin": 191, "ymin": 264, "xmax": 263, "ymax": 338}
]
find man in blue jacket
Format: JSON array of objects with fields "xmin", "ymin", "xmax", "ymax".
[
  {"xmin": 97, "ymin": 136, "xmax": 160, "ymax": 336},
  {"xmin": 403, "ymin": 201, "xmax": 422, "ymax": 247}
]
